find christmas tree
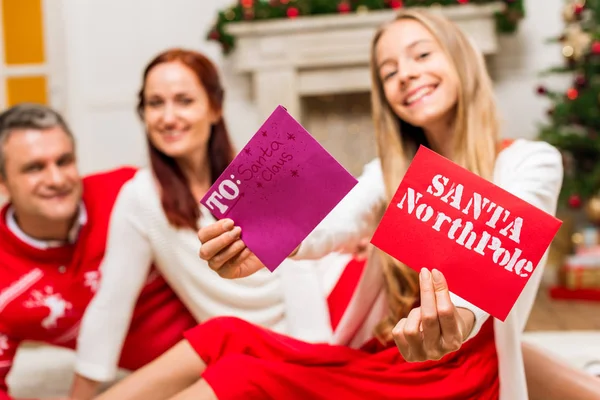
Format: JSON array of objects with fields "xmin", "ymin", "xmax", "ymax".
[
  {"xmin": 207, "ymin": 0, "xmax": 524, "ymax": 54},
  {"xmin": 537, "ymin": 0, "xmax": 600, "ymax": 210}
]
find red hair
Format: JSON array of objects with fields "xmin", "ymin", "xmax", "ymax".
[{"xmin": 137, "ymin": 49, "xmax": 234, "ymax": 229}]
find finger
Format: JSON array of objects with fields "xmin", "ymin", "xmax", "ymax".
[
  {"xmin": 217, "ymin": 247, "xmax": 254, "ymax": 279},
  {"xmin": 207, "ymin": 239, "xmax": 247, "ymax": 272},
  {"xmin": 198, "ymin": 225, "xmax": 242, "ymax": 262},
  {"xmin": 357, "ymin": 237, "xmax": 369, "ymax": 249},
  {"xmin": 354, "ymin": 238, "xmax": 370, "ymax": 260},
  {"xmin": 419, "ymin": 268, "xmax": 441, "ymax": 352},
  {"xmin": 198, "ymin": 219, "xmax": 234, "ymax": 244},
  {"xmin": 403, "ymin": 307, "xmax": 426, "ymax": 361},
  {"xmin": 431, "ymin": 269, "xmax": 462, "ymax": 351},
  {"xmin": 392, "ymin": 318, "xmax": 409, "ymax": 358}
]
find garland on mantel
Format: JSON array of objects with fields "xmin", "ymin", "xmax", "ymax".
[{"xmin": 207, "ymin": 0, "xmax": 524, "ymax": 54}]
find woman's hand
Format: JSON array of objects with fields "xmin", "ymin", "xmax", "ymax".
[
  {"xmin": 197, "ymin": 219, "xmax": 267, "ymax": 279},
  {"xmin": 392, "ymin": 268, "xmax": 475, "ymax": 362}
]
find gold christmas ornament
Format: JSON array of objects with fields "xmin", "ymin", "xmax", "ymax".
[
  {"xmin": 585, "ymin": 195, "xmax": 600, "ymax": 224},
  {"xmin": 561, "ymin": 24, "xmax": 592, "ymax": 61},
  {"xmin": 562, "ymin": 45, "xmax": 575, "ymax": 58},
  {"xmin": 224, "ymin": 8, "xmax": 236, "ymax": 20},
  {"xmin": 356, "ymin": 5, "xmax": 369, "ymax": 14},
  {"xmin": 563, "ymin": 1, "xmax": 587, "ymax": 22},
  {"xmin": 563, "ymin": 3, "xmax": 576, "ymax": 22},
  {"xmin": 572, "ymin": 231, "xmax": 584, "ymax": 246}
]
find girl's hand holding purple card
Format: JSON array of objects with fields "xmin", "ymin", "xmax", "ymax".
[
  {"xmin": 198, "ymin": 218, "xmax": 268, "ymax": 279},
  {"xmin": 199, "ymin": 106, "xmax": 358, "ymax": 276}
]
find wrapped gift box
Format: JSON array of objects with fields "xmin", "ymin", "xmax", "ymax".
[{"xmin": 561, "ymin": 252, "xmax": 600, "ymax": 290}]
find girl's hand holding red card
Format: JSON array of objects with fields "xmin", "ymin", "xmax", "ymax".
[{"xmin": 393, "ymin": 268, "xmax": 473, "ymax": 362}]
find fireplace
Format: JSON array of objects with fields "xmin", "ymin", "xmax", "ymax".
[{"xmin": 224, "ymin": 3, "xmax": 504, "ymax": 175}]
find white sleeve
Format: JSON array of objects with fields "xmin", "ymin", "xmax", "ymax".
[
  {"xmin": 74, "ymin": 181, "xmax": 154, "ymax": 382},
  {"xmin": 292, "ymin": 159, "xmax": 386, "ymax": 260},
  {"xmin": 455, "ymin": 140, "xmax": 563, "ymax": 340}
]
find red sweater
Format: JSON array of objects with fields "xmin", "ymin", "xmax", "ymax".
[{"xmin": 0, "ymin": 167, "xmax": 196, "ymax": 399}]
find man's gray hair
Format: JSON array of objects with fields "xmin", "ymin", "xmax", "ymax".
[{"xmin": 0, "ymin": 103, "xmax": 74, "ymax": 177}]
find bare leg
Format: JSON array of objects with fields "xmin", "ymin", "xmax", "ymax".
[
  {"xmin": 168, "ymin": 379, "xmax": 218, "ymax": 400},
  {"xmin": 94, "ymin": 340, "xmax": 205, "ymax": 400},
  {"xmin": 522, "ymin": 341, "xmax": 600, "ymax": 400}
]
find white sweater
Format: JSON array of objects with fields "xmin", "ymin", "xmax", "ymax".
[
  {"xmin": 292, "ymin": 139, "xmax": 563, "ymax": 400},
  {"xmin": 75, "ymin": 169, "xmax": 350, "ymax": 382}
]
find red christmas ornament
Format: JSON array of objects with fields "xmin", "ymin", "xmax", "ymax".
[
  {"xmin": 286, "ymin": 6, "xmax": 299, "ymax": 18},
  {"xmin": 568, "ymin": 194, "xmax": 582, "ymax": 208},
  {"xmin": 566, "ymin": 87, "xmax": 579, "ymax": 100},
  {"xmin": 241, "ymin": 0, "xmax": 253, "ymax": 7},
  {"xmin": 591, "ymin": 41, "xmax": 600, "ymax": 55},
  {"xmin": 457, "ymin": 0, "xmax": 469, "ymax": 4},
  {"xmin": 575, "ymin": 74, "xmax": 587, "ymax": 88},
  {"xmin": 337, "ymin": 1, "xmax": 351, "ymax": 13},
  {"xmin": 390, "ymin": 0, "xmax": 403, "ymax": 9},
  {"xmin": 574, "ymin": 3, "xmax": 585, "ymax": 16}
]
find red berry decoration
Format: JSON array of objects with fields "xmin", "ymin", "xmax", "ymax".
[
  {"xmin": 457, "ymin": 0, "xmax": 469, "ymax": 4},
  {"xmin": 568, "ymin": 194, "xmax": 582, "ymax": 208},
  {"xmin": 536, "ymin": 85, "xmax": 547, "ymax": 95},
  {"xmin": 592, "ymin": 41, "xmax": 600, "ymax": 55},
  {"xmin": 566, "ymin": 88, "xmax": 579, "ymax": 100},
  {"xmin": 286, "ymin": 6, "xmax": 299, "ymax": 18},
  {"xmin": 574, "ymin": 3, "xmax": 585, "ymax": 16},
  {"xmin": 337, "ymin": 1, "xmax": 351, "ymax": 13},
  {"xmin": 389, "ymin": 0, "xmax": 403, "ymax": 9}
]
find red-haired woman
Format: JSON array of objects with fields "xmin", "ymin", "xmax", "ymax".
[{"xmin": 68, "ymin": 48, "xmax": 346, "ymax": 399}]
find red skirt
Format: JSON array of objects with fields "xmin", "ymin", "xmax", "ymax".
[{"xmin": 183, "ymin": 261, "xmax": 499, "ymax": 400}]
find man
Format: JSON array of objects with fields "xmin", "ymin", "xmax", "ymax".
[{"xmin": 0, "ymin": 103, "xmax": 197, "ymax": 400}]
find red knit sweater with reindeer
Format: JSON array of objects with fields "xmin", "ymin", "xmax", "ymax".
[{"xmin": 0, "ymin": 167, "xmax": 195, "ymax": 399}]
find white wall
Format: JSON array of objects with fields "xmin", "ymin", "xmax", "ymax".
[
  {"xmin": 59, "ymin": 0, "xmax": 260, "ymax": 174},
  {"xmin": 57, "ymin": 0, "xmax": 569, "ymax": 175}
]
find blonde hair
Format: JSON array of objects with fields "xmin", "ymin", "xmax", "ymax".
[{"xmin": 370, "ymin": 9, "xmax": 500, "ymax": 342}]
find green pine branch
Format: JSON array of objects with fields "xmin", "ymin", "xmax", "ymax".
[
  {"xmin": 207, "ymin": 0, "xmax": 524, "ymax": 55},
  {"xmin": 536, "ymin": 1, "xmax": 600, "ymax": 208}
]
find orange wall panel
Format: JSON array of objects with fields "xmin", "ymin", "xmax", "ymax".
[
  {"xmin": 2, "ymin": 0, "xmax": 45, "ymax": 65},
  {"xmin": 6, "ymin": 75, "xmax": 47, "ymax": 105}
]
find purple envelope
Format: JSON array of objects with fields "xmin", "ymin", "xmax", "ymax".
[{"xmin": 200, "ymin": 105, "xmax": 358, "ymax": 271}]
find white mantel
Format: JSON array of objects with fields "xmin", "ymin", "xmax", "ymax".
[{"xmin": 225, "ymin": 3, "xmax": 505, "ymax": 121}]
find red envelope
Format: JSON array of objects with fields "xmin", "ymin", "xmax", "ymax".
[{"xmin": 370, "ymin": 146, "xmax": 562, "ymax": 321}]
